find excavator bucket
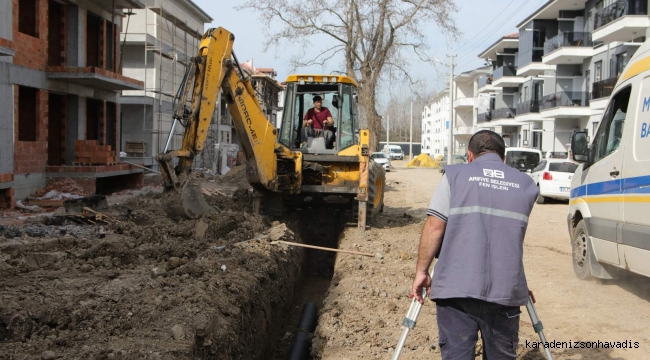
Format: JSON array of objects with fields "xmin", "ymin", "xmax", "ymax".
[{"xmin": 161, "ymin": 177, "xmax": 214, "ymax": 219}]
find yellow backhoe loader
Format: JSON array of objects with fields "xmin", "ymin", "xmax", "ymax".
[{"xmin": 155, "ymin": 27, "xmax": 385, "ymax": 228}]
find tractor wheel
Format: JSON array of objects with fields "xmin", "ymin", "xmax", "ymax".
[{"xmin": 367, "ymin": 161, "xmax": 386, "ymax": 223}]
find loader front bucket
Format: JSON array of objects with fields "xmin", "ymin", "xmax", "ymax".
[{"xmin": 161, "ymin": 177, "xmax": 214, "ymax": 219}]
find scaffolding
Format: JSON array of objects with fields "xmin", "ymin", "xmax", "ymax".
[{"xmin": 134, "ymin": 0, "xmax": 218, "ymax": 169}]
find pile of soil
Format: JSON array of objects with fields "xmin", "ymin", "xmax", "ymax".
[
  {"xmin": 0, "ymin": 189, "xmax": 304, "ymax": 359},
  {"xmin": 215, "ymin": 165, "xmax": 247, "ymax": 186}
]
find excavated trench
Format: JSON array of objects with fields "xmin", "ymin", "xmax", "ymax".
[
  {"xmin": 0, "ymin": 189, "xmax": 348, "ymax": 360},
  {"xmin": 268, "ymin": 207, "xmax": 348, "ymax": 359}
]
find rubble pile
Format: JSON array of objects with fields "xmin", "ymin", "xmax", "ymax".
[{"xmin": 35, "ymin": 178, "xmax": 90, "ymax": 197}]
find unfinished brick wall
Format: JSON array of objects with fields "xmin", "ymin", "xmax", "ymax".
[
  {"xmin": 14, "ymin": 86, "xmax": 49, "ymax": 174},
  {"xmin": 13, "ymin": 0, "xmax": 49, "ymax": 71},
  {"xmin": 47, "ymin": 0, "xmax": 66, "ymax": 66}
]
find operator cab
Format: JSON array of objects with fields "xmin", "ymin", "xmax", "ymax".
[{"xmin": 278, "ymin": 75, "xmax": 360, "ymax": 154}]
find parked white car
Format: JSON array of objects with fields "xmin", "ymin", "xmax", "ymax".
[
  {"xmin": 530, "ymin": 159, "xmax": 578, "ymax": 203},
  {"xmin": 371, "ymin": 152, "xmax": 391, "ymax": 172}
]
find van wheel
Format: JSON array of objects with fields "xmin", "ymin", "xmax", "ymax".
[
  {"xmin": 367, "ymin": 161, "xmax": 386, "ymax": 222},
  {"xmin": 572, "ymin": 220, "xmax": 594, "ymax": 280},
  {"xmin": 536, "ymin": 186, "xmax": 545, "ymax": 204}
]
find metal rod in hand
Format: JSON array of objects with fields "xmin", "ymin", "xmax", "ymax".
[
  {"xmin": 526, "ymin": 295, "xmax": 554, "ymax": 360},
  {"xmin": 392, "ymin": 263, "xmax": 435, "ymax": 360}
]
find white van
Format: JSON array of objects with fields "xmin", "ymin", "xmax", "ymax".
[
  {"xmin": 382, "ymin": 145, "xmax": 404, "ymax": 160},
  {"xmin": 568, "ymin": 39, "xmax": 650, "ymax": 280},
  {"xmin": 504, "ymin": 147, "xmax": 542, "ymax": 173}
]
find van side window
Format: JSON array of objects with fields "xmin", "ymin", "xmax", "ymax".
[{"xmin": 592, "ymin": 86, "xmax": 631, "ymax": 163}]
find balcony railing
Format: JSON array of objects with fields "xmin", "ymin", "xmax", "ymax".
[
  {"xmin": 540, "ymin": 91, "xmax": 590, "ymax": 110},
  {"xmin": 592, "ymin": 76, "xmax": 619, "ymax": 99},
  {"xmin": 516, "ymin": 100, "xmax": 541, "ymax": 115},
  {"xmin": 478, "ymin": 75, "xmax": 493, "ymax": 89},
  {"xmin": 543, "ymin": 32, "xmax": 593, "ymax": 55},
  {"xmin": 492, "ymin": 107, "xmax": 517, "ymax": 120},
  {"xmin": 477, "ymin": 112, "xmax": 491, "ymax": 124},
  {"xmin": 595, "ymin": 0, "xmax": 648, "ymax": 29},
  {"xmin": 493, "ymin": 66, "xmax": 517, "ymax": 81}
]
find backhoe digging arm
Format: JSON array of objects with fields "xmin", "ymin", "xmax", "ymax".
[{"xmin": 156, "ymin": 27, "xmax": 301, "ymax": 219}]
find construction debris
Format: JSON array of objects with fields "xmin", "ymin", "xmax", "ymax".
[{"xmin": 35, "ymin": 178, "xmax": 90, "ymax": 197}]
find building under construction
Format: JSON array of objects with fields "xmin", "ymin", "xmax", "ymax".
[
  {"xmin": 0, "ymin": 0, "xmax": 148, "ymax": 208},
  {"xmin": 119, "ymin": 0, "xmax": 213, "ymax": 170}
]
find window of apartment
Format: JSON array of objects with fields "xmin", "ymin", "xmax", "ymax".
[
  {"xmin": 18, "ymin": 0, "xmax": 38, "ymax": 37},
  {"xmin": 523, "ymin": 129, "xmax": 529, "ymax": 144},
  {"xmin": 595, "ymin": 61, "xmax": 603, "ymax": 82},
  {"xmin": 18, "ymin": 86, "xmax": 38, "ymax": 142},
  {"xmin": 616, "ymin": 52, "xmax": 628, "ymax": 77}
]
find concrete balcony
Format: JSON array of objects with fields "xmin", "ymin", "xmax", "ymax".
[
  {"xmin": 542, "ymin": 32, "xmax": 594, "ymax": 65},
  {"xmin": 592, "ymin": 76, "xmax": 619, "ymax": 100},
  {"xmin": 492, "ymin": 66, "xmax": 525, "ymax": 88},
  {"xmin": 454, "ymin": 97, "xmax": 474, "ymax": 109},
  {"xmin": 478, "ymin": 75, "xmax": 497, "ymax": 93},
  {"xmin": 516, "ymin": 62, "xmax": 555, "ymax": 77},
  {"xmin": 454, "ymin": 126, "xmax": 476, "ymax": 135},
  {"xmin": 540, "ymin": 91, "xmax": 592, "ymax": 118},
  {"xmin": 593, "ymin": 0, "xmax": 649, "ymax": 42},
  {"xmin": 47, "ymin": 66, "xmax": 144, "ymax": 91}
]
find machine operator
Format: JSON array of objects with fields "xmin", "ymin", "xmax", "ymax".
[
  {"xmin": 302, "ymin": 95, "xmax": 335, "ymax": 149},
  {"xmin": 410, "ymin": 130, "xmax": 538, "ymax": 360}
]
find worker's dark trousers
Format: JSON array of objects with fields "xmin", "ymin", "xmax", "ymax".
[
  {"xmin": 301, "ymin": 127, "xmax": 334, "ymax": 148},
  {"xmin": 436, "ymin": 298, "xmax": 521, "ymax": 360}
]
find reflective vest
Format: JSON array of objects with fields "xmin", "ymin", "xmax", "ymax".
[{"xmin": 431, "ymin": 153, "xmax": 538, "ymax": 306}]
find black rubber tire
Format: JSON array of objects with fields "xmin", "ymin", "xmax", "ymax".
[
  {"xmin": 368, "ymin": 161, "xmax": 386, "ymax": 222},
  {"xmin": 536, "ymin": 186, "xmax": 545, "ymax": 204},
  {"xmin": 572, "ymin": 219, "xmax": 594, "ymax": 280}
]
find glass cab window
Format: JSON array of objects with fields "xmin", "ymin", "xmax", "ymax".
[{"xmin": 278, "ymin": 82, "xmax": 359, "ymax": 153}]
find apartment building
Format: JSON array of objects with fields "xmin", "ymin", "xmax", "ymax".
[
  {"xmin": 119, "ymin": 0, "xmax": 212, "ymax": 169},
  {"xmin": 421, "ymin": 89, "xmax": 449, "ymax": 158},
  {"xmin": 0, "ymin": 0, "xmax": 147, "ymax": 208},
  {"xmin": 452, "ymin": 66, "xmax": 492, "ymax": 153},
  {"xmin": 477, "ymin": 0, "xmax": 648, "ymax": 155},
  {"xmin": 477, "ymin": 33, "xmax": 525, "ymax": 148}
]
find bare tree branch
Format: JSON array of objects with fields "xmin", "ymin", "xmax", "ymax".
[{"xmin": 239, "ymin": 0, "xmax": 460, "ymax": 150}]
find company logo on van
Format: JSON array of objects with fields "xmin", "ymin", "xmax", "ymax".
[
  {"xmin": 642, "ymin": 122, "xmax": 649, "ymax": 138},
  {"xmin": 643, "ymin": 97, "xmax": 650, "ymax": 112}
]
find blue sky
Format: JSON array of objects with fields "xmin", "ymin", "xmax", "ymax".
[{"xmin": 196, "ymin": 0, "xmax": 549, "ymax": 93}]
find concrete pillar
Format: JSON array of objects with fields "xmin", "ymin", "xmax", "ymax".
[
  {"xmin": 66, "ymin": 5, "xmax": 85, "ymax": 67},
  {"xmin": 66, "ymin": 95, "xmax": 86, "ymax": 164},
  {"xmin": 0, "ymin": 81, "xmax": 13, "ymax": 174}
]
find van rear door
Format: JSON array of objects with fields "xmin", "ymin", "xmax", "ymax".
[
  {"xmin": 584, "ymin": 86, "xmax": 632, "ymax": 266},
  {"xmin": 620, "ymin": 76, "xmax": 650, "ymax": 276}
]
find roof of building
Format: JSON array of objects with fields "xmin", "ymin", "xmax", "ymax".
[
  {"xmin": 185, "ymin": 0, "xmax": 214, "ymax": 22},
  {"xmin": 478, "ymin": 33, "xmax": 520, "ymax": 60},
  {"xmin": 455, "ymin": 65, "xmax": 491, "ymax": 81},
  {"xmin": 515, "ymin": 0, "xmax": 584, "ymax": 29}
]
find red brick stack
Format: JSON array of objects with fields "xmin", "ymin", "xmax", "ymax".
[{"xmin": 74, "ymin": 140, "xmax": 116, "ymax": 165}]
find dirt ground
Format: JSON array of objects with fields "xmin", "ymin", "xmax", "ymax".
[
  {"xmin": 312, "ymin": 160, "xmax": 650, "ymax": 360},
  {"xmin": 3, "ymin": 160, "xmax": 650, "ymax": 360},
  {"xmin": 0, "ymin": 186, "xmax": 306, "ymax": 360}
]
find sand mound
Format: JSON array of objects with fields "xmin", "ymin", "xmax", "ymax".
[{"xmin": 406, "ymin": 153, "xmax": 439, "ymax": 168}]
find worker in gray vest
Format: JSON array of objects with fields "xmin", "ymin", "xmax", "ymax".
[{"xmin": 410, "ymin": 130, "xmax": 538, "ymax": 360}]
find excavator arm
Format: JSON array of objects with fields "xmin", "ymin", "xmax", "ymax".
[{"xmin": 156, "ymin": 27, "xmax": 302, "ymax": 219}]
